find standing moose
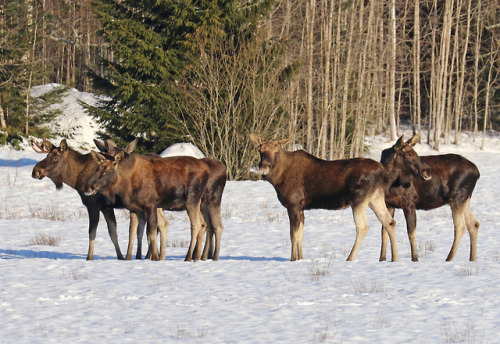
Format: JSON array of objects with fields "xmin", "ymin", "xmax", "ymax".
[
  {"xmin": 93, "ymin": 139, "xmax": 227, "ymax": 261},
  {"xmin": 250, "ymin": 134, "xmax": 398, "ymax": 262},
  {"xmin": 31, "ymin": 138, "xmax": 168, "ymax": 260},
  {"xmin": 380, "ymin": 134, "xmax": 480, "ymax": 261},
  {"xmin": 84, "ymin": 151, "xmax": 210, "ymax": 261}
]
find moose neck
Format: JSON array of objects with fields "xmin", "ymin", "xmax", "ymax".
[
  {"xmin": 265, "ymin": 149, "xmax": 292, "ymax": 186},
  {"xmin": 63, "ymin": 150, "xmax": 96, "ymax": 191}
]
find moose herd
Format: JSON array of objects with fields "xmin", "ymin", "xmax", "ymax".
[{"xmin": 31, "ymin": 133, "xmax": 480, "ymax": 263}]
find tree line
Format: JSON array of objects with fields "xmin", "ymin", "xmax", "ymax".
[{"xmin": 0, "ymin": 0, "xmax": 498, "ymax": 179}]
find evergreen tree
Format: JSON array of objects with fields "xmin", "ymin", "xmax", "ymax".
[
  {"xmin": 0, "ymin": 0, "xmax": 54, "ymax": 147},
  {"xmin": 89, "ymin": 0, "xmax": 273, "ymax": 153}
]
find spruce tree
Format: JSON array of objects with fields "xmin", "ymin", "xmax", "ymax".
[{"xmin": 89, "ymin": 0, "xmax": 273, "ymax": 153}]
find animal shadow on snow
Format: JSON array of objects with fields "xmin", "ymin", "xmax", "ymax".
[
  {"xmin": 163, "ymin": 255, "xmax": 289, "ymax": 262},
  {"xmin": 0, "ymin": 249, "xmax": 292, "ymax": 262},
  {"xmin": 0, "ymin": 158, "xmax": 39, "ymax": 167},
  {"xmin": 0, "ymin": 248, "xmax": 107, "ymax": 260}
]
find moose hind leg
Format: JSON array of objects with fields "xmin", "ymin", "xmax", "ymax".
[
  {"xmin": 369, "ymin": 193, "xmax": 398, "ymax": 262},
  {"xmin": 379, "ymin": 207, "xmax": 395, "ymax": 262},
  {"xmin": 201, "ymin": 204, "xmax": 213, "ymax": 260},
  {"xmin": 347, "ymin": 202, "xmax": 370, "ymax": 261},
  {"xmin": 157, "ymin": 208, "xmax": 169, "ymax": 261},
  {"xmin": 126, "ymin": 212, "xmax": 140, "ymax": 260},
  {"xmin": 464, "ymin": 197, "xmax": 479, "ymax": 261},
  {"xmin": 446, "ymin": 202, "xmax": 467, "ymax": 261},
  {"xmin": 145, "ymin": 207, "xmax": 160, "ymax": 261},
  {"xmin": 185, "ymin": 204, "xmax": 206, "ymax": 262}
]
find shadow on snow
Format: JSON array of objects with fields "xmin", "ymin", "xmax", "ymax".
[
  {"xmin": 0, "ymin": 249, "xmax": 289, "ymax": 262},
  {"xmin": 0, "ymin": 158, "xmax": 39, "ymax": 167}
]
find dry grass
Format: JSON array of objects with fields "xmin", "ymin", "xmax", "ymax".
[
  {"xmin": 29, "ymin": 232, "xmax": 62, "ymax": 246},
  {"xmin": 60, "ymin": 267, "xmax": 89, "ymax": 280},
  {"xmin": 167, "ymin": 237, "xmax": 190, "ymax": 248},
  {"xmin": 441, "ymin": 320, "xmax": 483, "ymax": 343},
  {"xmin": 454, "ymin": 263, "xmax": 479, "ymax": 277},
  {"xmin": 350, "ymin": 276, "xmax": 387, "ymax": 294}
]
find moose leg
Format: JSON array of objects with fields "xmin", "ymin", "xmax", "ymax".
[
  {"xmin": 126, "ymin": 212, "xmax": 140, "ymax": 260},
  {"xmin": 211, "ymin": 206, "xmax": 224, "ymax": 261},
  {"xmin": 157, "ymin": 208, "xmax": 169, "ymax": 261},
  {"xmin": 464, "ymin": 198, "xmax": 479, "ymax": 261},
  {"xmin": 86, "ymin": 207, "xmax": 100, "ymax": 260},
  {"xmin": 347, "ymin": 202, "xmax": 369, "ymax": 261},
  {"xmin": 402, "ymin": 207, "xmax": 418, "ymax": 262},
  {"xmin": 185, "ymin": 204, "xmax": 206, "ymax": 262},
  {"xmin": 204, "ymin": 204, "xmax": 224, "ymax": 261},
  {"xmin": 201, "ymin": 204, "xmax": 213, "ymax": 260},
  {"xmin": 379, "ymin": 206, "xmax": 395, "ymax": 261},
  {"xmin": 145, "ymin": 206, "xmax": 160, "ymax": 261},
  {"xmin": 287, "ymin": 207, "xmax": 304, "ymax": 261},
  {"xmin": 446, "ymin": 202, "xmax": 467, "ymax": 261},
  {"xmin": 369, "ymin": 192, "xmax": 398, "ymax": 262},
  {"xmin": 101, "ymin": 208, "xmax": 124, "ymax": 260}
]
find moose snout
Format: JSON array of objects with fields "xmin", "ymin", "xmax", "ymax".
[
  {"xmin": 84, "ymin": 184, "xmax": 97, "ymax": 196},
  {"xmin": 32, "ymin": 168, "xmax": 44, "ymax": 179},
  {"xmin": 421, "ymin": 170, "xmax": 432, "ymax": 181},
  {"xmin": 257, "ymin": 162, "xmax": 272, "ymax": 175}
]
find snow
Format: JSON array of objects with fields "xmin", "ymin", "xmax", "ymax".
[
  {"xmin": 30, "ymin": 83, "xmax": 102, "ymax": 151},
  {"xmin": 1, "ymin": 85, "xmax": 500, "ymax": 343},
  {"xmin": 160, "ymin": 143, "xmax": 205, "ymax": 158}
]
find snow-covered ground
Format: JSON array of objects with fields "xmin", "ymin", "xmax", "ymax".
[{"xmin": 1, "ymin": 85, "xmax": 500, "ymax": 343}]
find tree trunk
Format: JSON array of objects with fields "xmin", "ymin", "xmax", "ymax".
[
  {"xmin": 388, "ymin": 0, "xmax": 397, "ymax": 141},
  {"xmin": 305, "ymin": 0, "xmax": 316, "ymax": 152}
]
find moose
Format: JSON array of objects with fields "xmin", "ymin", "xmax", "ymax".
[
  {"xmin": 31, "ymin": 138, "xmax": 168, "ymax": 260},
  {"xmin": 380, "ymin": 134, "xmax": 480, "ymax": 261},
  {"xmin": 93, "ymin": 139, "xmax": 227, "ymax": 261},
  {"xmin": 250, "ymin": 134, "xmax": 398, "ymax": 262},
  {"xmin": 84, "ymin": 150, "xmax": 211, "ymax": 261}
]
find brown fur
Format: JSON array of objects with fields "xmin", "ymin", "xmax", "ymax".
[
  {"xmin": 381, "ymin": 134, "xmax": 480, "ymax": 261},
  {"xmin": 250, "ymin": 134, "xmax": 398, "ymax": 262},
  {"xmin": 85, "ymin": 152, "xmax": 210, "ymax": 261},
  {"xmin": 31, "ymin": 139, "xmax": 128, "ymax": 260},
  {"xmin": 94, "ymin": 140, "xmax": 227, "ymax": 261}
]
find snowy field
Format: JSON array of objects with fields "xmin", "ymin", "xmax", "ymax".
[{"xmin": 1, "ymin": 85, "xmax": 500, "ymax": 343}]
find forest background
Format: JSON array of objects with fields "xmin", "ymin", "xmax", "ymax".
[{"xmin": 0, "ymin": 0, "xmax": 498, "ymax": 180}]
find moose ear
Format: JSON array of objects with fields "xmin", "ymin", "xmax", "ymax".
[
  {"xmin": 114, "ymin": 151, "xmax": 125, "ymax": 165},
  {"xmin": 277, "ymin": 138, "xmax": 292, "ymax": 146},
  {"xmin": 406, "ymin": 134, "xmax": 420, "ymax": 147},
  {"xmin": 94, "ymin": 139, "xmax": 108, "ymax": 153},
  {"xmin": 59, "ymin": 139, "xmax": 68, "ymax": 152},
  {"xmin": 124, "ymin": 138, "xmax": 138, "ymax": 154},
  {"xmin": 394, "ymin": 135, "xmax": 404, "ymax": 150},
  {"xmin": 250, "ymin": 134, "xmax": 263, "ymax": 146}
]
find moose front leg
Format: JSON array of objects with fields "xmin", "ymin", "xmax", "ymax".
[
  {"xmin": 102, "ymin": 208, "xmax": 124, "ymax": 260},
  {"xmin": 287, "ymin": 207, "xmax": 304, "ymax": 261},
  {"xmin": 403, "ymin": 207, "xmax": 418, "ymax": 262}
]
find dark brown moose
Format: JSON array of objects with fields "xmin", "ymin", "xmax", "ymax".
[
  {"xmin": 250, "ymin": 134, "xmax": 398, "ymax": 262},
  {"xmin": 84, "ymin": 151, "xmax": 210, "ymax": 261},
  {"xmin": 93, "ymin": 138, "xmax": 169, "ymax": 260},
  {"xmin": 31, "ymin": 138, "xmax": 168, "ymax": 260},
  {"xmin": 380, "ymin": 134, "xmax": 480, "ymax": 261},
  {"xmin": 93, "ymin": 140, "xmax": 227, "ymax": 261}
]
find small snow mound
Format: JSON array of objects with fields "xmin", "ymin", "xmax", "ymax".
[{"xmin": 159, "ymin": 143, "xmax": 205, "ymax": 159}]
